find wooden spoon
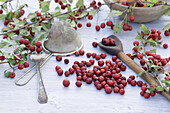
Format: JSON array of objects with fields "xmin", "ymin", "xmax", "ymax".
[{"xmin": 98, "ymin": 35, "xmax": 170, "ymax": 100}]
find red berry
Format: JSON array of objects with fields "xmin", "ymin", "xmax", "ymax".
[
  {"xmin": 140, "ymin": 59, "xmax": 145, "ymax": 65},
  {"xmin": 77, "ymin": 23, "xmax": 82, "ymax": 28},
  {"xmin": 150, "ymin": 91, "xmax": 156, "ymax": 96},
  {"xmin": 119, "ymin": 89, "xmax": 125, "ymax": 95},
  {"xmin": 79, "ymin": 50, "xmax": 85, "ymax": 55},
  {"xmin": 96, "ymin": 84, "xmax": 102, "ymax": 90},
  {"xmin": 18, "ymin": 64, "xmax": 24, "ymax": 70},
  {"xmin": 140, "ymin": 91, "xmax": 145, "ymax": 96},
  {"xmin": 20, "ymin": 9, "xmax": 25, "ymax": 16},
  {"xmin": 92, "ymin": 42, "xmax": 98, "ymax": 47},
  {"xmin": 131, "ymin": 80, "xmax": 136, "ymax": 86},
  {"xmin": 141, "ymin": 85, "xmax": 147, "ymax": 92},
  {"xmin": 144, "ymin": 92, "xmax": 150, "ymax": 99},
  {"xmin": 137, "ymin": 54, "xmax": 143, "ymax": 59},
  {"xmin": 114, "ymin": 74, "xmax": 120, "ymax": 79},
  {"xmin": 86, "ymin": 78, "xmax": 92, "ymax": 84},
  {"xmin": 64, "ymin": 59, "xmax": 69, "ymax": 64},
  {"xmin": 128, "ymin": 26, "xmax": 133, "ymax": 31},
  {"xmin": 36, "ymin": 47, "xmax": 42, "ymax": 53},
  {"xmin": 88, "ymin": 15, "xmax": 93, "ymax": 20},
  {"xmin": 9, "ymin": 72, "xmax": 15, "ymax": 78},
  {"xmin": 113, "ymin": 87, "xmax": 119, "ymax": 93},
  {"xmin": 105, "ymin": 87, "xmax": 112, "ymax": 94},
  {"xmin": 95, "ymin": 55, "xmax": 101, "ymax": 60},
  {"xmin": 86, "ymin": 53, "xmax": 91, "ymax": 58},
  {"xmin": 75, "ymin": 80, "xmax": 82, "ymax": 87},
  {"xmin": 129, "ymin": 75, "xmax": 135, "ymax": 80},
  {"xmin": 59, "ymin": 0, "xmax": 63, "ymax": 5},
  {"xmin": 100, "ymin": 53, "xmax": 106, "ymax": 59},
  {"xmin": 30, "ymin": 45, "xmax": 35, "ymax": 51},
  {"xmin": 120, "ymin": 65, "xmax": 126, "ymax": 71},
  {"xmin": 102, "ymin": 38, "xmax": 110, "ymax": 46},
  {"xmin": 63, "ymin": 79, "xmax": 70, "ymax": 87},
  {"xmin": 69, "ymin": 68, "xmax": 74, "ymax": 74},
  {"xmin": 57, "ymin": 69, "xmax": 63, "ymax": 76},
  {"xmin": 98, "ymin": 60, "xmax": 104, "ymax": 66},
  {"xmin": 98, "ymin": 2, "xmax": 102, "ymax": 6},
  {"xmin": 36, "ymin": 12, "xmax": 41, "ymax": 16},
  {"xmin": 0, "ymin": 9, "xmax": 3, "ymax": 14},
  {"xmin": 163, "ymin": 43, "xmax": 168, "ymax": 49},
  {"xmin": 24, "ymin": 62, "xmax": 29, "ymax": 68},
  {"xmin": 65, "ymin": 71, "xmax": 70, "ymax": 77},
  {"xmin": 55, "ymin": 65, "xmax": 61, "ymax": 71},
  {"xmin": 36, "ymin": 41, "xmax": 42, "ymax": 47},
  {"xmin": 106, "ymin": 21, "xmax": 113, "ymax": 26},
  {"xmin": 133, "ymin": 41, "xmax": 139, "ymax": 46},
  {"xmin": 164, "ymin": 30, "xmax": 170, "ymax": 36},
  {"xmin": 137, "ymin": 80, "xmax": 143, "ymax": 87},
  {"xmin": 86, "ymin": 22, "xmax": 91, "ymax": 27},
  {"xmin": 130, "ymin": 15, "xmax": 135, "ymax": 21},
  {"xmin": 4, "ymin": 20, "xmax": 9, "ymax": 26},
  {"xmin": 41, "ymin": 16, "xmax": 46, "ymax": 21},
  {"xmin": 23, "ymin": 39, "xmax": 29, "ymax": 45},
  {"xmin": 55, "ymin": 0, "xmax": 59, "ymax": 3},
  {"xmin": 100, "ymin": 23, "xmax": 105, "ymax": 28},
  {"xmin": 19, "ymin": 38, "xmax": 24, "ymax": 44},
  {"xmin": 0, "ymin": 56, "xmax": 5, "ymax": 61},
  {"xmin": 74, "ymin": 51, "xmax": 79, "ymax": 56},
  {"xmin": 112, "ymin": 56, "xmax": 117, "ymax": 61},
  {"xmin": 95, "ymin": 25, "xmax": 100, "ymax": 31},
  {"xmin": 56, "ymin": 55, "xmax": 62, "ymax": 61}
]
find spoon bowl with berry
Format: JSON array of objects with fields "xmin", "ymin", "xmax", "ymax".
[{"xmin": 98, "ymin": 35, "xmax": 170, "ymax": 100}]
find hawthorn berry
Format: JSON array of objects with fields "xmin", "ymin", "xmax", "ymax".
[
  {"xmin": 133, "ymin": 41, "xmax": 139, "ymax": 46},
  {"xmin": 36, "ymin": 41, "xmax": 42, "ymax": 47},
  {"xmin": 100, "ymin": 53, "xmax": 106, "ymax": 59},
  {"xmin": 56, "ymin": 55, "xmax": 62, "ymax": 61},
  {"xmin": 92, "ymin": 42, "xmax": 98, "ymax": 47},
  {"xmin": 88, "ymin": 15, "xmax": 93, "ymax": 20},
  {"xmin": 130, "ymin": 15, "xmax": 135, "ymax": 21},
  {"xmin": 55, "ymin": 65, "xmax": 61, "ymax": 71},
  {"xmin": 57, "ymin": 69, "xmax": 63, "ymax": 76},
  {"xmin": 95, "ymin": 25, "xmax": 100, "ymax": 31},
  {"xmin": 23, "ymin": 39, "xmax": 29, "ymax": 45},
  {"xmin": 9, "ymin": 72, "xmax": 15, "ymax": 78},
  {"xmin": 18, "ymin": 64, "xmax": 24, "ymax": 70},
  {"xmin": 105, "ymin": 87, "xmax": 112, "ymax": 94},
  {"xmin": 36, "ymin": 47, "xmax": 42, "ymax": 53},
  {"xmin": 102, "ymin": 38, "xmax": 109, "ymax": 46},
  {"xmin": 20, "ymin": 9, "xmax": 25, "ymax": 16},
  {"xmin": 75, "ymin": 81, "xmax": 82, "ymax": 87},
  {"xmin": 63, "ymin": 79, "xmax": 70, "ymax": 87},
  {"xmin": 74, "ymin": 51, "xmax": 79, "ymax": 56},
  {"xmin": 119, "ymin": 89, "xmax": 125, "ymax": 95},
  {"xmin": 100, "ymin": 23, "xmax": 105, "ymax": 28},
  {"xmin": 30, "ymin": 45, "xmax": 35, "ymax": 51},
  {"xmin": 163, "ymin": 43, "xmax": 168, "ymax": 49},
  {"xmin": 36, "ymin": 12, "xmax": 41, "ymax": 16},
  {"xmin": 0, "ymin": 9, "xmax": 3, "ymax": 14},
  {"xmin": 77, "ymin": 23, "xmax": 82, "ymax": 28},
  {"xmin": 144, "ymin": 92, "xmax": 150, "ymax": 99},
  {"xmin": 3, "ymin": 35, "xmax": 8, "ymax": 39},
  {"xmin": 86, "ymin": 22, "xmax": 91, "ymax": 27},
  {"xmin": 106, "ymin": 21, "xmax": 113, "ymax": 26},
  {"xmin": 151, "ymin": 28, "xmax": 156, "ymax": 33},
  {"xmin": 131, "ymin": 80, "xmax": 136, "ymax": 86},
  {"xmin": 164, "ymin": 30, "xmax": 169, "ymax": 36},
  {"xmin": 24, "ymin": 62, "xmax": 29, "ymax": 68}
]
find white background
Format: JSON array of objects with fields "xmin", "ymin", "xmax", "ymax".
[{"xmin": 0, "ymin": 0, "xmax": 170, "ymax": 113}]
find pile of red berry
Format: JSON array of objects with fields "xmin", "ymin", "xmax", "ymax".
[{"xmin": 102, "ymin": 37, "xmax": 116, "ymax": 46}]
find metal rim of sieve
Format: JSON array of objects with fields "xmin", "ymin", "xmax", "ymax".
[{"xmin": 42, "ymin": 39, "xmax": 83, "ymax": 56}]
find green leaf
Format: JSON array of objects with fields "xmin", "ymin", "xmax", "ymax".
[
  {"xmin": 40, "ymin": 1, "xmax": 50, "ymax": 13},
  {"xmin": 38, "ymin": 33, "xmax": 47, "ymax": 41},
  {"xmin": 156, "ymin": 86, "xmax": 164, "ymax": 91},
  {"xmin": 19, "ymin": 4, "xmax": 28, "ymax": 9},
  {"xmin": 21, "ymin": 54, "xmax": 27, "ymax": 61},
  {"xmin": 140, "ymin": 24, "xmax": 150, "ymax": 35},
  {"xmin": 61, "ymin": 0, "xmax": 67, "ymax": 3},
  {"xmin": 113, "ymin": 21, "xmax": 123, "ymax": 34},
  {"xmin": 41, "ymin": 23, "xmax": 49, "ymax": 31},
  {"xmin": 32, "ymin": 26, "xmax": 42, "ymax": 34},
  {"xmin": 67, "ymin": 4, "xmax": 71, "ymax": 12},
  {"xmin": 137, "ymin": 72, "xmax": 143, "ymax": 77},
  {"xmin": 68, "ymin": 0, "xmax": 73, "ymax": 3},
  {"xmin": 157, "ymin": 41, "xmax": 162, "ymax": 45},
  {"xmin": 76, "ymin": 0, "xmax": 84, "ymax": 8},
  {"xmin": 89, "ymin": 10, "xmax": 96, "ymax": 16},
  {"xmin": 0, "ymin": 14, "xmax": 6, "ymax": 21},
  {"xmin": 164, "ymin": 9, "xmax": 170, "ymax": 16},
  {"xmin": 51, "ymin": 6, "xmax": 61, "ymax": 16},
  {"xmin": 136, "ymin": 35, "xmax": 142, "ymax": 39},
  {"xmin": 146, "ymin": 39, "xmax": 157, "ymax": 47},
  {"xmin": 150, "ymin": 49, "xmax": 156, "ymax": 53},
  {"xmin": 148, "ymin": 87, "xmax": 155, "ymax": 93},
  {"xmin": 0, "ymin": 42, "xmax": 8, "ymax": 49},
  {"xmin": 7, "ymin": 58, "xmax": 16, "ymax": 65},
  {"xmin": 146, "ymin": 0, "xmax": 158, "ymax": 7},
  {"xmin": 4, "ymin": 71, "xmax": 10, "ymax": 78},
  {"xmin": 163, "ymin": 5, "xmax": 169, "ymax": 9},
  {"xmin": 27, "ymin": 13, "xmax": 37, "ymax": 20},
  {"xmin": 112, "ymin": 10, "xmax": 123, "ymax": 16},
  {"xmin": 0, "ymin": 0, "xmax": 6, "ymax": 2},
  {"xmin": 108, "ymin": 12, "xmax": 113, "ymax": 18},
  {"xmin": 75, "ymin": 10, "xmax": 88, "ymax": 18},
  {"xmin": 7, "ymin": 32, "xmax": 16, "ymax": 39},
  {"xmin": 70, "ymin": 20, "xmax": 76, "ymax": 27},
  {"xmin": 163, "ymin": 23, "xmax": 170, "ymax": 31},
  {"xmin": 58, "ymin": 15, "xmax": 68, "ymax": 21},
  {"xmin": 7, "ymin": 11, "xmax": 13, "ymax": 21}
]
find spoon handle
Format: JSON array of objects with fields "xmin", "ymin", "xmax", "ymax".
[
  {"xmin": 36, "ymin": 62, "xmax": 48, "ymax": 103},
  {"xmin": 118, "ymin": 51, "xmax": 170, "ymax": 100}
]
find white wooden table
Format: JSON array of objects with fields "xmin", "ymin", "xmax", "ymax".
[{"xmin": 0, "ymin": 0, "xmax": 170, "ymax": 113}]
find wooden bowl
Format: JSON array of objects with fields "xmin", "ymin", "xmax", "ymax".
[{"xmin": 104, "ymin": 0, "xmax": 169, "ymax": 23}]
